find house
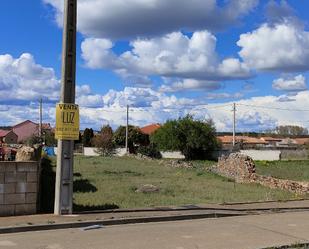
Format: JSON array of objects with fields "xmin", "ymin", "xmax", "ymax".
[
  {"xmin": 217, "ymin": 135, "xmax": 268, "ymax": 148},
  {"xmin": 12, "ymin": 120, "xmax": 39, "ymax": 143},
  {"xmin": 140, "ymin": 123, "xmax": 161, "ymax": 135},
  {"xmin": 293, "ymin": 138, "xmax": 309, "ymax": 146},
  {"xmin": 260, "ymin": 137, "xmax": 283, "ymax": 147},
  {"xmin": 0, "ymin": 130, "xmax": 18, "ymax": 144}
]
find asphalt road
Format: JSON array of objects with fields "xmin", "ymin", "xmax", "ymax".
[{"xmin": 1, "ymin": 211, "xmax": 309, "ymax": 249}]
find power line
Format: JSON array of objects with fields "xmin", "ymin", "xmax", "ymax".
[{"xmin": 237, "ymin": 103, "xmax": 309, "ymax": 112}]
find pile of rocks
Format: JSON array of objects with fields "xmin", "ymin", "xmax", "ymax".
[
  {"xmin": 213, "ymin": 152, "xmax": 309, "ymax": 195},
  {"xmin": 250, "ymin": 174, "xmax": 309, "ymax": 195},
  {"xmin": 212, "ymin": 153, "xmax": 255, "ymax": 182}
]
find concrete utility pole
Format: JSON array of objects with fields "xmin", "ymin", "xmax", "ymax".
[
  {"xmin": 39, "ymin": 98, "xmax": 43, "ymax": 139},
  {"xmin": 125, "ymin": 105, "xmax": 129, "ymax": 153},
  {"xmin": 54, "ymin": 0, "xmax": 77, "ymax": 215},
  {"xmin": 232, "ymin": 103, "xmax": 236, "ymax": 147}
]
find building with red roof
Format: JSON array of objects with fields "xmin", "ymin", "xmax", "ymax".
[
  {"xmin": 12, "ymin": 120, "xmax": 39, "ymax": 143},
  {"xmin": 0, "ymin": 129, "xmax": 18, "ymax": 144},
  {"xmin": 140, "ymin": 123, "xmax": 161, "ymax": 135}
]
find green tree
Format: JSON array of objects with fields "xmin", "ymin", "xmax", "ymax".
[
  {"xmin": 113, "ymin": 125, "xmax": 149, "ymax": 153},
  {"xmin": 274, "ymin": 125, "xmax": 308, "ymax": 136},
  {"xmin": 151, "ymin": 116, "xmax": 219, "ymax": 160},
  {"xmin": 43, "ymin": 131, "xmax": 57, "ymax": 146},
  {"xmin": 82, "ymin": 128, "xmax": 94, "ymax": 147},
  {"xmin": 93, "ymin": 125, "xmax": 115, "ymax": 156}
]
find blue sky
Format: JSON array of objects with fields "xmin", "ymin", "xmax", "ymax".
[{"xmin": 1, "ymin": 0, "xmax": 309, "ymax": 131}]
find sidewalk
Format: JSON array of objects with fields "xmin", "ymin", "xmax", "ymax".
[{"xmin": 1, "ymin": 199, "xmax": 309, "ymax": 234}]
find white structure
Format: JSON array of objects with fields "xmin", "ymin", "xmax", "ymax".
[{"xmin": 240, "ymin": 150, "xmax": 281, "ymax": 161}]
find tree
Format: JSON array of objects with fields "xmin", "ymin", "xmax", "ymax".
[
  {"xmin": 43, "ymin": 131, "xmax": 57, "ymax": 146},
  {"xmin": 93, "ymin": 125, "xmax": 115, "ymax": 156},
  {"xmin": 82, "ymin": 128, "xmax": 94, "ymax": 147},
  {"xmin": 113, "ymin": 125, "xmax": 149, "ymax": 153},
  {"xmin": 274, "ymin": 125, "xmax": 308, "ymax": 136},
  {"xmin": 151, "ymin": 116, "xmax": 219, "ymax": 160}
]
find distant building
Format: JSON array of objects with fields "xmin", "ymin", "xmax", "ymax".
[
  {"xmin": 217, "ymin": 136, "xmax": 268, "ymax": 148},
  {"xmin": 0, "ymin": 130, "xmax": 18, "ymax": 144},
  {"xmin": 12, "ymin": 120, "xmax": 39, "ymax": 143},
  {"xmin": 260, "ymin": 137, "xmax": 283, "ymax": 147},
  {"xmin": 140, "ymin": 123, "xmax": 161, "ymax": 135}
]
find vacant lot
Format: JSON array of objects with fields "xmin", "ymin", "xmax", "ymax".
[
  {"xmin": 72, "ymin": 156, "xmax": 297, "ymax": 210},
  {"xmin": 256, "ymin": 160, "xmax": 309, "ymax": 182}
]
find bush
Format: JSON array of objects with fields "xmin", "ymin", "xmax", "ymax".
[
  {"xmin": 137, "ymin": 144, "xmax": 162, "ymax": 159},
  {"xmin": 151, "ymin": 115, "xmax": 219, "ymax": 160},
  {"xmin": 113, "ymin": 125, "xmax": 149, "ymax": 153},
  {"xmin": 93, "ymin": 125, "xmax": 115, "ymax": 156}
]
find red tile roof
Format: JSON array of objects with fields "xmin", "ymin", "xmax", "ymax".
[
  {"xmin": 294, "ymin": 138, "xmax": 309, "ymax": 145},
  {"xmin": 260, "ymin": 137, "xmax": 283, "ymax": 142},
  {"xmin": 13, "ymin": 120, "xmax": 39, "ymax": 142},
  {"xmin": 0, "ymin": 130, "xmax": 11, "ymax": 137},
  {"xmin": 140, "ymin": 124, "xmax": 161, "ymax": 135},
  {"xmin": 217, "ymin": 136, "xmax": 268, "ymax": 145}
]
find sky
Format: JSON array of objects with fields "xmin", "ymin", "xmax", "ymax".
[{"xmin": 1, "ymin": 0, "xmax": 309, "ymax": 132}]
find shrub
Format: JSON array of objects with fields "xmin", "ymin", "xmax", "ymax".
[
  {"xmin": 113, "ymin": 125, "xmax": 149, "ymax": 153},
  {"xmin": 137, "ymin": 144, "xmax": 162, "ymax": 159},
  {"xmin": 151, "ymin": 115, "xmax": 219, "ymax": 160},
  {"xmin": 93, "ymin": 125, "xmax": 115, "ymax": 156}
]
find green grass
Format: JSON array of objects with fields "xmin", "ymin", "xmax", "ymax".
[
  {"xmin": 72, "ymin": 156, "xmax": 298, "ymax": 210},
  {"xmin": 256, "ymin": 160, "xmax": 309, "ymax": 182}
]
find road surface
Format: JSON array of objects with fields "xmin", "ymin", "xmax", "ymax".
[{"xmin": 1, "ymin": 211, "xmax": 309, "ymax": 249}]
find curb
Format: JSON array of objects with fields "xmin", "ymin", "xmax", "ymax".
[{"xmin": 0, "ymin": 212, "xmax": 245, "ymax": 235}]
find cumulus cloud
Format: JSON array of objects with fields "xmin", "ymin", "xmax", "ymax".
[
  {"xmin": 237, "ymin": 22, "xmax": 309, "ymax": 72},
  {"xmin": 205, "ymin": 92, "xmax": 243, "ymax": 100},
  {"xmin": 159, "ymin": 79, "xmax": 222, "ymax": 93},
  {"xmin": 265, "ymin": 0, "xmax": 300, "ymax": 26},
  {"xmin": 44, "ymin": 0, "xmax": 258, "ymax": 39},
  {"xmin": 272, "ymin": 75, "xmax": 307, "ymax": 92},
  {"xmin": 82, "ymin": 31, "xmax": 251, "ymax": 89},
  {"xmin": 0, "ymin": 53, "xmax": 60, "ymax": 103},
  {"xmin": 4, "ymin": 86, "xmax": 309, "ymax": 132}
]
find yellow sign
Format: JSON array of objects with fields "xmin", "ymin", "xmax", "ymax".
[{"xmin": 55, "ymin": 103, "xmax": 80, "ymax": 140}]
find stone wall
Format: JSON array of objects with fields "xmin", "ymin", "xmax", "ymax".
[
  {"xmin": 213, "ymin": 153, "xmax": 309, "ymax": 195},
  {"xmin": 0, "ymin": 161, "xmax": 39, "ymax": 216}
]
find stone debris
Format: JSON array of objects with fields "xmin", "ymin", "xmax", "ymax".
[
  {"xmin": 212, "ymin": 153, "xmax": 255, "ymax": 182},
  {"xmin": 15, "ymin": 145, "xmax": 41, "ymax": 162},
  {"xmin": 135, "ymin": 184, "xmax": 160, "ymax": 193},
  {"xmin": 126, "ymin": 153, "xmax": 194, "ymax": 169},
  {"xmin": 213, "ymin": 152, "xmax": 309, "ymax": 195},
  {"xmin": 165, "ymin": 160, "xmax": 194, "ymax": 169}
]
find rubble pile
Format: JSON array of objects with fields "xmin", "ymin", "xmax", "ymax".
[{"xmin": 213, "ymin": 153, "xmax": 309, "ymax": 195}]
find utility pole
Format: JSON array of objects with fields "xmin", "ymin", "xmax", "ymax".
[
  {"xmin": 39, "ymin": 98, "xmax": 42, "ymax": 139},
  {"xmin": 54, "ymin": 0, "xmax": 77, "ymax": 215},
  {"xmin": 232, "ymin": 103, "xmax": 236, "ymax": 147},
  {"xmin": 125, "ymin": 105, "xmax": 129, "ymax": 153}
]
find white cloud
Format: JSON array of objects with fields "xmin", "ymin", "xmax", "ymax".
[
  {"xmin": 44, "ymin": 0, "xmax": 258, "ymax": 39},
  {"xmin": 0, "ymin": 53, "xmax": 60, "ymax": 103},
  {"xmin": 159, "ymin": 79, "xmax": 221, "ymax": 93},
  {"xmin": 205, "ymin": 92, "xmax": 244, "ymax": 100},
  {"xmin": 81, "ymin": 31, "xmax": 251, "ymax": 89},
  {"xmin": 3, "ymin": 86, "xmax": 309, "ymax": 132},
  {"xmin": 237, "ymin": 23, "xmax": 309, "ymax": 72},
  {"xmin": 272, "ymin": 75, "xmax": 307, "ymax": 92}
]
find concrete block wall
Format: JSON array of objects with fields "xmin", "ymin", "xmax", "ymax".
[{"xmin": 0, "ymin": 161, "xmax": 38, "ymax": 216}]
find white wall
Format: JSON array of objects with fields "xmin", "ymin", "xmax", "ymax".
[
  {"xmin": 161, "ymin": 151, "xmax": 185, "ymax": 159},
  {"xmin": 83, "ymin": 147, "xmax": 127, "ymax": 157},
  {"xmin": 240, "ymin": 150, "xmax": 281, "ymax": 161}
]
